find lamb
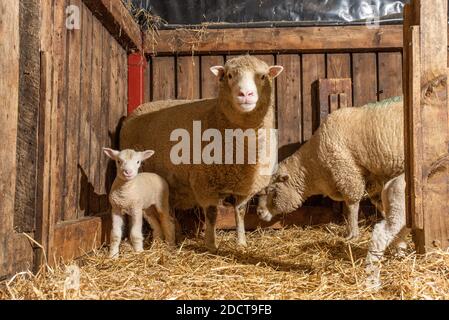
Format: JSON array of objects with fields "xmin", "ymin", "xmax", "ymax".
[
  {"xmin": 104, "ymin": 148, "xmax": 176, "ymax": 258},
  {"xmin": 120, "ymin": 55, "xmax": 284, "ymax": 252},
  {"xmin": 256, "ymin": 96, "xmax": 410, "ymax": 267}
]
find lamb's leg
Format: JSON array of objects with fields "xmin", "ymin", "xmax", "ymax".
[
  {"xmin": 344, "ymin": 202, "xmax": 360, "ymax": 240},
  {"xmin": 144, "ymin": 210, "xmax": 164, "ymax": 242},
  {"xmin": 366, "ymin": 175, "xmax": 406, "ymax": 264},
  {"xmin": 129, "ymin": 209, "xmax": 144, "ymax": 253},
  {"xmin": 109, "ymin": 212, "xmax": 124, "ymax": 259},
  {"xmin": 366, "ymin": 174, "xmax": 406, "ymax": 289},
  {"xmin": 235, "ymin": 202, "xmax": 248, "ymax": 247},
  {"xmin": 204, "ymin": 206, "xmax": 218, "ymax": 253}
]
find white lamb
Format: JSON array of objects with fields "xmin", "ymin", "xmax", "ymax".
[{"xmin": 104, "ymin": 148, "xmax": 176, "ymax": 258}]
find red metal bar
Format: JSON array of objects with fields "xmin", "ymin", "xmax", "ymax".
[{"xmin": 128, "ymin": 53, "xmax": 147, "ymax": 115}]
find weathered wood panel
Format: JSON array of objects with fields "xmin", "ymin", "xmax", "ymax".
[
  {"xmin": 146, "ymin": 25, "xmax": 404, "ymax": 55},
  {"xmin": 353, "ymin": 53, "xmax": 378, "ymax": 106},
  {"xmin": 15, "ymin": 0, "xmax": 41, "ymax": 233},
  {"xmin": 378, "ymin": 52, "xmax": 403, "ymax": 100},
  {"xmin": 64, "ymin": 0, "xmax": 82, "ymax": 222},
  {"xmin": 327, "ymin": 54, "xmax": 351, "ymax": 79},
  {"xmin": 152, "ymin": 57, "xmax": 176, "ymax": 100},
  {"xmin": 201, "ymin": 56, "xmax": 224, "ymax": 98},
  {"xmin": 302, "ymin": 54, "xmax": 326, "ymax": 139},
  {"xmin": 276, "ymin": 54, "xmax": 302, "ymax": 161},
  {"xmin": 177, "ymin": 56, "xmax": 200, "ymax": 100}
]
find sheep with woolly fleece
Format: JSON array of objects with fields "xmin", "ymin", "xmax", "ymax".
[
  {"xmin": 104, "ymin": 148, "xmax": 176, "ymax": 258},
  {"xmin": 256, "ymin": 96, "xmax": 410, "ymax": 265},
  {"xmin": 120, "ymin": 55, "xmax": 284, "ymax": 252}
]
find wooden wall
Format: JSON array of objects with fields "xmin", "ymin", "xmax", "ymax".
[{"xmin": 37, "ymin": 0, "xmax": 129, "ymax": 262}]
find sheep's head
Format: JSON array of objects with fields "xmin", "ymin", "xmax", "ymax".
[
  {"xmin": 257, "ymin": 173, "xmax": 298, "ymax": 222},
  {"xmin": 103, "ymin": 148, "xmax": 155, "ymax": 181},
  {"xmin": 211, "ymin": 55, "xmax": 283, "ymax": 114}
]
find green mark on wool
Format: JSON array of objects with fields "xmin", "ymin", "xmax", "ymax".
[{"xmin": 366, "ymin": 96, "xmax": 403, "ymax": 109}]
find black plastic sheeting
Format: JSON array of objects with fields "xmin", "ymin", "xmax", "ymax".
[{"xmin": 130, "ymin": 0, "xmax": 408, "ymax": 28}]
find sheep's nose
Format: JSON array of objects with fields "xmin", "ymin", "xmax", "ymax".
[
  {"xmin": 238, "ymin": 90, "xmax": 254, "ymax": 97},
  {"xmin": 124, "ymin": 169, "xmax": 132, "ymax": 176}
]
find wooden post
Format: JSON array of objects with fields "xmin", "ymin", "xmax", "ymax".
[
  {"xmin": 128, "ymin": 53, "xmax": 147, "ymax": 115},
  {"xmin": 404, "ymin": 0, "xmax": 449, "ymax": 253}
]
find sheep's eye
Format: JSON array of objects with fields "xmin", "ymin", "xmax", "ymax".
[
  {"xmin": 261, "ymin": 74, "xmax": 266, "ymax": 80},
  {"xmin": 117, "ymin": 160, "xmax": 122, "ymax": 165},
  {"xmin": 137, "ymin": 161, "xmax": 141, "ymax": 164},
  {"xmin": 228, "ymin": 73, "xmax": 233, "ymax": 80}
]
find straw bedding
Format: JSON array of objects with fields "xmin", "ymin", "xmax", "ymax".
[{"xmin": 1, "ymin": 223, "xmax": 448, "ymax": 300}]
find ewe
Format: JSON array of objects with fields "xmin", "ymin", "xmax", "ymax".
[
  {"xmin": 104, "ymin": 148, "xmax": 176, "ymax": 258},
  {"xmin": 121, "ymin": 56, "xmax": 283, "ymax": 252},
  {"xmin": 256, "ymin": 97, "xmax": 410, "ymax": 265}
]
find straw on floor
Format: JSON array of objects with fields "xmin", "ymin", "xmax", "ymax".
[{"xmin": 1, "ymin": 224, "xmax": 448, "ymax": 300}]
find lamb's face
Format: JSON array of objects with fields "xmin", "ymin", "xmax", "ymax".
[
  {"xmin": 210, "ymin": 56, "xmax": 283, "ymax": 113},
  {"xmin": 103, "ymin": 148, "xmax": 155, "ymax": 181},
  {"xmin": 257, "ymin": 174, "xmax": 294, "ymax": 222}
]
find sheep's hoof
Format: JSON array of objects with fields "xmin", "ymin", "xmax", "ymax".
[
  {"xmin": 237, "ymin": 240, "xmax": 248, "ymax": 248},
  {"xmin": 345, "ymin": 232, "xmax": 360, "ymax": 241},
  {"xmin": 206, "ymin": 244, "xmax": 218, "ymax": 254}
]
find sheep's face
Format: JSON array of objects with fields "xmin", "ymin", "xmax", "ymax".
[
  {"xmin": 103, "ymin": 148, "xmax": 155, "ymax": 181},
  {"xmin": 257, "ymin": 174, "xmax": 294, "ymax": 222},
  {"xmin": 210, "ymin": 56, "xmax": 283, "ymax": 113}
]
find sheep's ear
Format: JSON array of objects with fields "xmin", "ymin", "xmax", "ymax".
[
  {"xmin": 210, "ymin": 66, "xmax": 225, "ymax": 79},
  {"xmin": 277, "ymin": 174, "xmax": 290, "ymax": 183},
  {"xmin": 141, "ymin": 150, "xmax": 155, "ymax": 161},
  {"xmin": 268, "ymin": 66, "xmax": 284, "ymax": 79},
  {"xmin": 103, "ymin": 148, "xmax": 120, "ymax": 160}
]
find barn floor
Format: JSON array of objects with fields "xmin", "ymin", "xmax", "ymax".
[{"xmin": 1, "ymin": 223, "xmax": 448, "ymax": 300}]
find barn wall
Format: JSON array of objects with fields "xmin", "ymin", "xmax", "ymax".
[{"xmin": 46, "ymin": 0, "xmax": 128, "ymax": 225}]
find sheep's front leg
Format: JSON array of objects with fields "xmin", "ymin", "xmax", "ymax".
[
  {"xmin": 204, "ymin": 206, "xmax": 218, "ymax": 253},
  {"xmin": 130, "ymin": 209, "xmax": 144, "ymax": 253},
  {"xmin": 344, "ymin": 202, "xmax": 360, "ymax": 240},
  {"xmin": 235, "ymin": 203, "xmax": 248, "ymax": 247},
  {"xmin": 109, "ymin": 212, "xmax": 125, "ymax": 259}
]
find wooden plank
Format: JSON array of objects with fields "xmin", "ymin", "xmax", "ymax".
[
  {"xmin": 77, "ymin": 3, "xmax": 93, "ymax": 218},
  {"xmin": 0, "ymin": 0, "xmax": 20, "ymax": 277},
  {"xmin": 50, "ymin": 0, "xmax": 68, "ymax": 225},
  {"xmin": 152, "ymin": 57, "xmax": 176, "ymax": 100},
  {"xmin": 88, "ymin": 17, "xmax": 103, "ymax": 215},
  {"xmin": 99, "ymin": 27, "xmax": 111, "ymax": 213},
  {"xmin": 35, "ymin": 51, "xmax": 53, "ymax": 268},
  {"xmin": 177, "ymin": 56, "xmax": 200, "ymax": 100},
  {"xmin": 82, "ymin": 0, "xmax": 142, "ymax": 52},
  {"xmin": 318, "ymin": 79, "xmax": 353, "ymax": 120},
  {"xmin": 302, "ymin": 54, "xmax": 326, "ymax": 140},
  {"xmin": 64, "ymin": 0, "xmax": 82, "ymax": 221},
  {"xmin": 214, "ymin": 206, "xmax": 342, "ymax": 230},
  {"xmin": 145, "ymin": 25, "xmax": 404, "ymax": 55},
  {"xmin": 276, "ymin": 54, "xmax": 302, "ymax": 161},
  {"xmin": 378, "ymin": 52, "xmax": 403, "ymax": 100},
  {"xmin": 52, "ymin": 217, "xmax": 102, "ymax": 263},
  {"xmin": 15, "ymin": 0, "xmax": 41, "ymax": 233},
  {"xmin": 144, "ymin": 58, "xmax": 151, "ymax": 102},
  {"xmin": 201, "ymin": 56, "xmax": 224, "ymax": 99},
  {"xmin": 352, "ymin": 53, "xmax": 378, "ymax": 106},
  {"xmin": 326, "ymin": 53, "xmax": 351, "ymax": 79},
  {"xmin": 413, "ymin": 0, "xmax": 449, "ymax": 252}
]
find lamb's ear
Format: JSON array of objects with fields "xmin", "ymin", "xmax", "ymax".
[
  {"xmin": 210, "ymin": 66, "xmax": 225, "ymax": 79},
  {"xmin": 141, "ymin": 150, "xmax": 155, "ymax": 161},
  {"xmin": 277, "ymin": 174, "xmax": 290, "ymax": 183},
  {"xmin": 268, "ymin": 66, "xmax": 284, "ymax": 79},
  {"xmin": 103, "ymin": 148, "xmax": 120, "ymax": 160}
]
